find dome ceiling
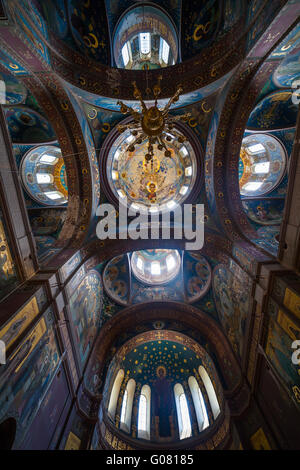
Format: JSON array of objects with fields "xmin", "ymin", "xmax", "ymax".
[
  {"xmin": 102, "ymin": 250, "xmax": 212, "ymax": 306},
  {"xmin": 105, "ymin": 127, "xmax": 198, "ymax": 212},
  {"xmin": 107, "ymin": 329, "xmax": 220, "ymax": 389}
]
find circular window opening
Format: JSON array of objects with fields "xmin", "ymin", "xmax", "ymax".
[
  {"xmin": 113, "ymin": 5, "xmax": 178, "ymax": 70},
  {"xmin": 20, "ymin": 145, "xmax": 68, "ymax": 206},
  {"xmin": 105, "ymin": 126, "xmax": 198, "ymax": 214},
  {"xmin": 239, "ymin": 134, "xmax": 287, "ymax": 197},
  {"xmin": 131, "ymin": 249, "xmax": 181, "ymax": 285}
]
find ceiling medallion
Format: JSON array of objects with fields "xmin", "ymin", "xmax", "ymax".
[{"xmin": 117, "ymin": 76, "xmax": 191, "ymax": 165}]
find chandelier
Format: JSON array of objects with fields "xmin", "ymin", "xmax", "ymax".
[{"xmin": 117, "ymin": 76, "xmax": 191, "ymax": 164}]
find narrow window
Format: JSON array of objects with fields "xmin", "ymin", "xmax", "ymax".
[
  {"xmin": 188, "ymin": 376, "xmax": 209, "ymax": 432},
  {"xmin": 36, "ymin": 173, "xmax": 53, "ymax": 184},
  {"xmin": 120, "ymin": 389, "xmax": 128, "ymax": 425},
  {"xmin": 108, "ymin": 369, "xmax": 125, "ymax": 420},
  {"xmin": 137, "ymin": 385, "xmax": 151, "ymax": 439},
  {"xmin": 174, "ymin": 383, "xmax": 192, "ymax": 440},
  {"xmin": 139, "ymin": 32, "xmax": 150, "ymax": 54},
  {"xmin": 198, "ymin": 366, "xmax": 220, "ymax": 419}
]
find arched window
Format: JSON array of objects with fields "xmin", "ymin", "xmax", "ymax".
[
  {"xmin": 120, "ymin": 378, "xmax": 136, "ymax": 433},
  {"xmin": 138, "ymin": 385, "xmax": 151, "ymax": 440},
  {"xmin": 120, "ymin": 389, "xmax": 128, "ymax": 424},
  {"xmin": 198, "ymin": 366, "xmax": 220, "ymax": 420},
  {"xmin": 107, "ymin": 369, "xmax": 124, "ymax": 420},
  {"xmin": 188, "ymin": 376, "xmax": 209, "ymax": 432},
  {"xmin": 174, "ymin": 383, "xmax": 192, "ymax": 440}
]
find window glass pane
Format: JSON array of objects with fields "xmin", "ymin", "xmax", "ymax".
[
  {"xmin": 120, "ymin": 389, "xmax": 128, "ymax": 424},
  {"xmin": 179, "ymin": 393, "xmax": 192, "ymax": 439},
  {"xmin": 247, "ymin": 143, "xmax": 265, "ymax": 154},
  {"xmin": 253, "ymin": 162, "xmax": 270, "ymax": 174},
  {"xmin": 138, "ymin": 394, "xmax": 147, "ymax": 431},
  {"xmin": 40, "ymin": 155, "xmax": 58, "ymax": 164},
  {"xmin": 140, "ymin": 32, "xmax": 150, "ymax": 54},
  {"xmin": 36, "ymin": 173, "xmax": 52, "ymax": 184},
  {"xmin": 197, "ymin": 388, "xmax": 209, "ymax": 429},
  {"xmin": 44, "ymin": 191, "xmax": 63, "ymax": 200},
  {"xmin": 151, "ymin": 261, "xmax": 161, "ymax": 275},
  {"xmin": 122, "ymin": 43, "xmax": 129, "ymax": 66},
  {"xmin": 162, "ymin": 39, "xmax": 170, "ymax": 63}
]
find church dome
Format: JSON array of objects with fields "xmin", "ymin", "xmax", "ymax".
[
  {"xmin": 20, "ymin": 145, "xmax": 68, "ymax": 206},
  {"xmin": 113, "ymin": 5, "xmax": 178, "ymax": 70},
  {"xmin": 104, "ymin": 125, "xmax": 198, "ymax": 213}
]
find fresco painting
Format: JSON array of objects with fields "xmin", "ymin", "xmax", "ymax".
[
  {"xmin": 181, "ymin": 0, "xmax": 244, "ymax": 59},
  {"xmin": 29, "ymin": 208, "xmax": 67, "ymax": 237},
  {"xmin": 283, "ymin": 288, "xmax": 300, "ymax": 319},
  {"xmin": 265, "ymin": 315, "xmax": 300, "ymax": 409},
  {"xmin": 242, "ymin": 199, "xmax": 284, "ymax": 226},
  {"xmin": 60, "ymin": 252, "xmax": 82, "ymax": 282},
  {"xmin": 0, "ymin": 212, "xmax": 18, "ymax": 300},
  {"xmin": 6, "ymin": 1, "xmax": 50, "ymax": 65},
  {"xmin": 131, "ymin": 285, "xmax": 183, "ymax": 304},
  {"xmin": 4, "ymin": 106, "xmax": 56, "ymax": 143},
  {"xmin": 102, "ymin": 255, "xmax": 130, "ymax": 306},
  {"xmin": 273, "ymin": 49, "xmax": 300, "ymax": 88},
  {"xmin": 0, "ymin": 310, "xmax": 61, "ymax": 448},
  {"xmin": 212, "ymin": 261, "xmax": 252, "ymax": 359},
  {"xmin": 68, "ymin": 0, "xmax": 110, "ymax": 64},
  {"xmin": 252, "ymin": 225, "xmax": 280, "ymax": 257},
  {"xmin": 247, "ymin": 90, "xmax": 298, "ymax": 130},
  {"xmin": 68, "ymin": 270, "xmax": 103, "ymax": 369},
  {"xmin": 183, "ymin": 252, "xmax": 212, "ymax": 302},
  {"xmin": 0, "ymin": 296, "xmax": 39, "ymax": 351},
  {"xmin": 0, "ymin": 71, "xmax": 27, "ymax": 105}
]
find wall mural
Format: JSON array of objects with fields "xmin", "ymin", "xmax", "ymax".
[
  {"xmin": 181, "ymin": 0, "xmax": 245, "ymax": 59},
  {"xmin": 0, "ymin": 309, "xmax": 61, "ymax": 449},
  {"xmin": 0, "ymin": 209, "xmax": 18, "ymax": 301},
  {"xmin": 273, "ymin": 48, "xmax": 300, "ymax": 88},
  {"xmin": 265, "ymin": 311, "xmax": 300, "ymax": 410},
  {"xmin": 247, "ymin": 90, "xmax": 298, "ymax": 131},
  {"xmin": 242, "ymin": 199, "xmax": 284, "ymax": 226},
  {"xmin": 29, "ymin": 208, "xmax": 67, "ymax": 237},
  {"xmin": 0, "ymin": 71, "xmax": 27, "ymax": 105},
  {"xmin": 270, "ymin": 22, "xmax": 300, "ymax": 61},
  {"xmin": 6, "ymin": 0, "xmax": 50, "ymax": 66},
  {"xmin": 0, "ymin": 296, "xmax": 39, "ymax": 352},
  {"xmin": 68, "ymin": 269, "xmax": 103, "ymax": 369},
  {"xmin": 82, "ymin": 101, "xmax": 123, "ymax": 153},
  {"xmin": 183, "ymin": 252, "xmax": 212, "ymax": 303},
  {"xmin": 253, "ymin": 225, "xmax": 280, "ymax": 257},
  {"xmin": 102, "ymin": 255, "xmax": 130, "ymax": 306},
  {"xmin": 64, "ymin": 86, "xmax": 100, "ymax": 223},
  {"xmin": 67, "ymin": 69, "xmax": 234, "ymax": 112},
  {"xmin": 212, "ymin": 260, "xmax": 252, "ymax": 360},
  {"xmin": 37, "ymin": 0, "xmax": 69, "ymax": 41},
  {"xmin": 131, "ymin": 285, "xmax": 183, "ymax": 304},
  {"xmin": 4, "ymin": 106, "xmax": 56, "ymax": 143},
  {"xmin": 67, "ymin": 0, "xmax": 110, "ymax": 64}
]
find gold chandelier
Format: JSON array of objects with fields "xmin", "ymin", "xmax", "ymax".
[{"xmin": 117, "ymin": 76, "xmax": 191, "ymax": 163}]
